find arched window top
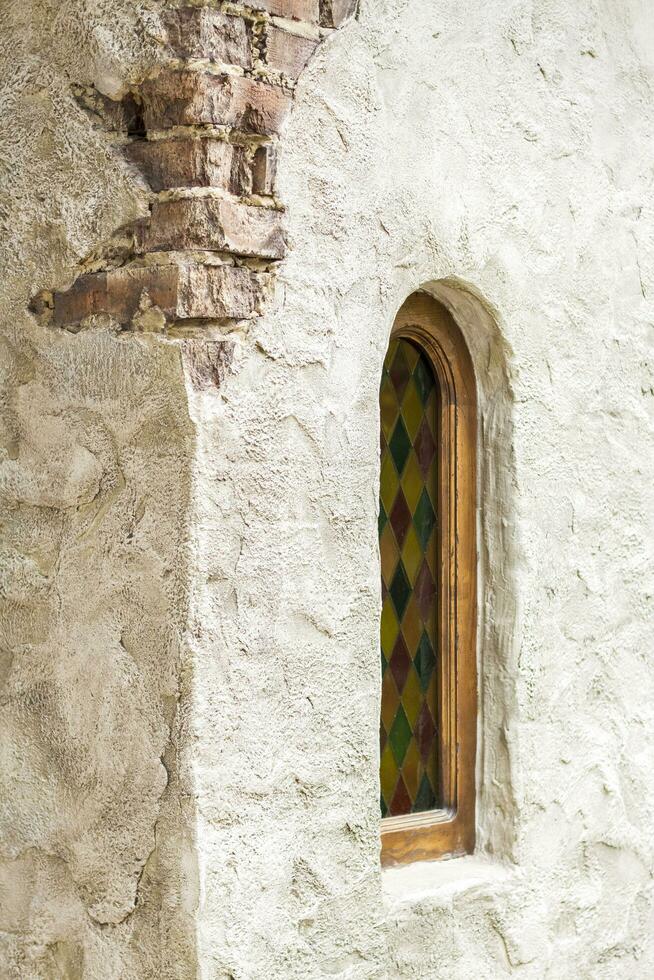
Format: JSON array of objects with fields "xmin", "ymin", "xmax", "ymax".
[{"xmin": 379, "ymin": 291, "xmax": 477, "ymax": 866}]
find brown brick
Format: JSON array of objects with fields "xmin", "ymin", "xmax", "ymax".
[
  {"xmin": 319, "ymin": 0, "xmax": 357, "ymax": 28},
  {"xmin": 242, "ymin": 0, "xmax": 319, "ymax": 23},
  {"xmin": 125, "ymin": 138, "xmax": 251, "ymax": 194},
  {"xmin": 53, "ymin": 272, "xmax": 113, "ymax": 325},
  {"xmin": 53, "ymin": 267, "xmax": 175, "ymax": 325},
  {"xmin": 251, "ymin": 144, "xmax": 278, "ymax": 196},
  {"xmin": 138, "ymin": 198, "xmax": 285, "ymax": 260},
  {"xmin": 162, "ymin": 8, "xmax": 252, "ymax": 67},
  {"xmin": 175, "ymin": 264, "xmax": 265, "ymax": 319},
  {"xmin": 140, "ymin": 71, "xmax": 292, "ymax": 135},
  {"xmin": 52, "ymin": 263, "xmax": 264, "ymax": 326},
  {"xmin": 265, "ymin": 27, "xmax": 318, "ymax": 78}
]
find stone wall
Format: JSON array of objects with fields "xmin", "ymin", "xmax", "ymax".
[{"xmin": 1, "ymin": 0, "xmax": 653, "ymax": 978}]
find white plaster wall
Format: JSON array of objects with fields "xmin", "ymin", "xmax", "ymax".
[{"xmin": 187, "ymin": 0, "xmax": 654, "ymax": 976}]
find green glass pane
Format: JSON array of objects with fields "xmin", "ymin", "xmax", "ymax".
[
  {"xmin": 388, "ymin": 416, "xmax": 412, "ymax": 476},
  {"xmin": 413, "ymin": 772, "xmax": 437, "ymax": 813},
  {"xmin": 388, "ymin": 704, "xmax": 412, "ymax": 767},
  {"xmin": 389, "ymin": 561, "xmax": 411, "ymax": 621}
]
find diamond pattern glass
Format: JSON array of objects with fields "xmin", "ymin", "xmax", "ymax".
[{"xmin": 379, "ymin": 338, "xmax": 440, "ymax": 818}]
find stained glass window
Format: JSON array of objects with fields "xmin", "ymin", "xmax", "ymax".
[{"xmin": 379, "ymin": 337, "xmax": 441, "ymax": 818}]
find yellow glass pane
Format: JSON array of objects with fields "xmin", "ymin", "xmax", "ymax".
[
  {"xmin": 401, "ymin": 378, "xmax": 423, "ymax": 442},
  {"xmin": 380, "ymin": 382, "xmax": 398, "ymax": 441},
  {"xmin": 400, "ymin": 593, "xmax": 422, "ymax": 656},
  {"xmin": 380, "ymin": 596, "xmax": 399, "ymax": 659},
  {"xmin": 400, "ymin": 450, "xmax": 423, "ymax": 514},
  {"xmin": 381, "ymin": 669, "xmax": 399, "ymax": 734},
  {"xmin": 380, "ymin": 742, "xmax": 398, "ymax": 803},
  {"xmin": 380, "ymin": 452, "xmax": 399, "ymax": 514},
  {"xmin": 401, "ymin": 524, "xmax": 422, "ymax": 586},
  {"xmin": 401, "ymin": 737, "xmax": 421, "ymax": 801},
  {"xmin": 401, "ymin": 667, "xmax": 422, "ymax": 728},
  {"xmin": 402, "ymin": 340, "xmax": 419, "ymax": 371}
]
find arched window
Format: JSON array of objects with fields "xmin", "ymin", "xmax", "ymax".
[{"xmin": 379, "ymin": 291, "xmax": 477, "ymax": 865}]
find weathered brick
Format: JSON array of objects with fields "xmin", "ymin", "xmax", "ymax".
[
  {"xmin": 140, "ymin": 71, "xmax": 292, "ymax": 135},
  {"xmin": 138, "ymin": 198, "xmax": 285, "ymax": 260},
  {"xmin": 181, "ymin": 338, "xmax": 235, "ymax": 390},
  {"xmin": 53, "ymin": 267, "xmax": 176, "ymax": 325},
  {"xmin": 53, "ymin": 271, "xmax": 113, "ymax": 325},
  {"xmin": 265, "ymin": 27, "xmax": 318, "ymax": 78},
  {"xmin": 176, "ymin": 263, "xmax": 265, "ymax": 318},
  {"xmin": 125, "ymin": 138, "xmax": 251, "ymax": 194},
  {"xmin": 162, "ymin": 8, "xmax": 252, "ymax": 67},
  {"xmin": 242, "ymin": 0, "xmax": 319, "ymax": 23},
  {"xmin": 251, "ymin": 143, "xmax": 278, "ymax": 196},
  {"xmin": 319, "ymin": 0, "xmax": 357, "ymax": 28},
  {"xmin": 52, "ymin": 263, "xmax": 264, "ymax": 326}
]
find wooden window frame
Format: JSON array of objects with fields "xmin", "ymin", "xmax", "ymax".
[{"xmin": 381, "ymin": 291, "xmax": 477, "ymax": 866}]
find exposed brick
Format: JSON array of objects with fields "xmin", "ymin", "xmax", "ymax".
[
  {"xmin": 54, "ymin": 272, "xmax": 114, "ymax": 325},
  {"xmin": 265, "ymin": 27, "xmax": 318, "ymax": 78},
  {"xmin": 181, "ymin": 339, "xmax": 235, "ymax": 390},
  {"xmin": 138, "ymin": 198, "xmax": 285, "ymax": 260},
  {"xmin": 162, "ymin": 8, "xmax": 252, "ymax": 67},
  {"xmin": 242, "ymin": 0, "xmax": 319, "ymax": 23},
  {"xmin": 52, "ymin": 264, "xmax": 264, "ymax": 326},
  {"xmin": 251, "ymin": 144, "xmax": 278, "ymax": 196},
  {"xmin": 125, "ymin": 138, "xmax": 252, "ymax": 194},
  {"xmin": 140, "ymin": 71, "xmax": 292, "ymax": 135},
  {"xmin": 176, "ymin": 263, "xmax": 265, "ymax": 318},
  {"xmin": 72, "ymin": 85, "xmax": 143, "ymax": 134},
  {"xmin": 319, "ymin": 0, "xmax": 357, "ymax": 28},
  {"xmin": 44, "ymin": 0, "xmax": 359, "ymax": 338}
]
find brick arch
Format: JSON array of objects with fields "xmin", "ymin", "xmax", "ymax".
[{"xmin": 33, "ymin": 0, "xmax": 357, "ymax": 334}]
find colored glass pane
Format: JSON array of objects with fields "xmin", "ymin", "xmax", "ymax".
[
  {"xmin": 379, "ymin": 337, "xmax": 440, "ymax": 817},
  {"xmin": 400, "ymin": 450, "xmax": 423, "ymax": 514}
]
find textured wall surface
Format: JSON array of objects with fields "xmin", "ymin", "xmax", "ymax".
[
  {"xmin": 0, "ymin": 2, "xmax": 199, "ymax": 976},
  {"xmin": 1, "ymin": 0, "xmax": 653, "ymax": 979}
]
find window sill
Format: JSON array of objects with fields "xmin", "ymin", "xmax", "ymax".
[{"xmin": 382, "ymin": 854, "xmax": 516, "ymax": 911}]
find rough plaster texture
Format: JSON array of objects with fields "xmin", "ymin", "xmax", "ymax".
[
  {"xmin": 0, "ymin": 2, "xmax": 199, "ymax": 976},
  {"xmin": 1, "ymin": 1, "xmax": 654, "ymax": 979}
]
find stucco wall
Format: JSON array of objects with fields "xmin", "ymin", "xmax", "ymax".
[
  {"xmin": 188, "ymin": 0, "xmax": 654, "ymax": 975},
  {"xmin": 0, "ymin": 2, "xmax": 198, "ymax": 976},
  {"xmin": 1, "ymin": 0, "xmax": 653, "ymax": 978}
]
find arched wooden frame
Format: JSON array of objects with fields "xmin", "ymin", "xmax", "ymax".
[{"xmin": 381, "ymin": 291, "xmax": 477, "ymax": 866}]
